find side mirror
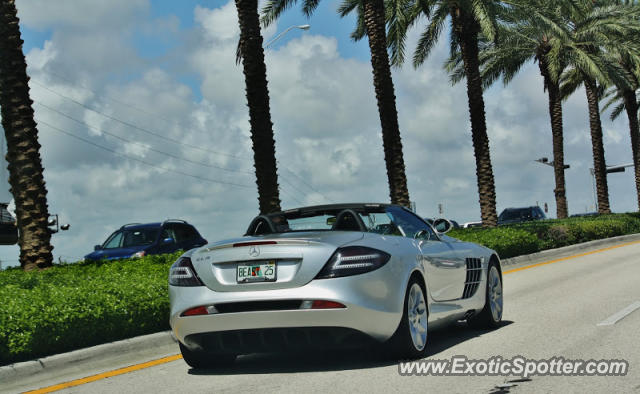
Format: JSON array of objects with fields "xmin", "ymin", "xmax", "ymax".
[
  {"xmin": 94, "ymin": 245, "xmax": 102, "ymax": 251},
  {"xmin": 433, "ymin": 218, "xmax": 453, "ymax": 234},
  {"xmin": 163, "ymin": 237, "xmax": 175, "ymax": 244}
]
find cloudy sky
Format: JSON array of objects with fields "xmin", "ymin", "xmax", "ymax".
[{"xmin": 0, "ymin": 0, "xmax": 637, "ymax": 268}]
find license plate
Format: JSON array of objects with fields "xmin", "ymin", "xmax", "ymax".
[{"xmin": 236, "ymin": 261, "xmax": 276, "ymax": 283}]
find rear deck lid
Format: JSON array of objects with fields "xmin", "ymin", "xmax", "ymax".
[{"xmin": 191, "ymin": 231, "xmax": 363, "ymax": 292}]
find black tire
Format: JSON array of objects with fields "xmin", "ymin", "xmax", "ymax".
[
  {"xmin": 386, "ymin": 277, "xmax": 429, "ymax": 360},
  {"xmin": 468, "ymin": 261, "xmax": 503, "ymax": 329},
  {"xmin": 179, "ymin": 342, "xmax": 236, "ymax": 369}
]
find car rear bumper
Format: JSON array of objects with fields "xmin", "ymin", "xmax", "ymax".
[
  {"xmin": 169, "ymin": 267, "xmax": 408, "ymax": 348},
  {"xmin": 183, "ymin": 327, "xmax": 376, "ymax": 355}
]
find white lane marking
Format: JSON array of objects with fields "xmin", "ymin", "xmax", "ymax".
[{"xmin": 597, "ymin": 301, "xmax": 640, "ymax": 326}]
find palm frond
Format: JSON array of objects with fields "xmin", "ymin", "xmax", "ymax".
[
  {"xmin": 610, "ymin": 101, "xmax": 626, "ymax": 120},
  {"xmin": 350, "ymin": 3, "xmax": 367, "ymax": 41},
  {"xmin": 261, "ymin": 0, "xmax": 300, "ymax": 27},
  {"xmin": 302, "ymin": 0, "xmax": 321, "ymax": 17},
  {"xmin": 470, "ymin": 0, "xmax": 498, "ymax": 41},
  {"xmin": 444, "ymin": 48, "xmax": 465, "ymax": 84},
  {"xmin": 413, "ymin": 2, "xmax": 448, "ymax": 67},
  {"xmin": 338, "ymin": 0, "xmax": 359, "ymax": 16},
  {"xmin": 559, "ymin": 67, "xmax": 583, "ymax": 100},
  {"xmin": 387, "ymin": 0, "xmax": 416, "ymax": 65}
]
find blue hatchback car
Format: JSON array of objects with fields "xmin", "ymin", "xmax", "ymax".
[{"xmin": 84, "ymin": 220, "xmax": 207, "ymax": 261}]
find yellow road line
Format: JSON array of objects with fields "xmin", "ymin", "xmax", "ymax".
[
  {"xmin": 24, "ymin": 239, "xmax": 640, "ymax": 393},
  {"xmin": 503, "ymin": 240, "xmax": 640, "ymax": 275},
  {"xmin": 24, "ymin": 354, "xmax": 183, "ymax": 394}
]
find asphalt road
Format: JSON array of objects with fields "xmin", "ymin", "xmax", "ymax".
[{"xmin": 7, "ymin": 241, "xmax": 640, "ymax": 394}]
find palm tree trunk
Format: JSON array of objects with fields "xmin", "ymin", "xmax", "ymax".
[
  {"xmin": 362, "ymin": 0, "xmax": 410, "ymax": 208},
  {"xmin": 584, "ymin": 78, "xmax": 611, "ymax": 214},
  {"xmin": 0, "ymin": 0, "xmax": 53, "ymax": 270},
  {"xmin": 452, "ymin": 10, "xmax": 498, "ymax": 227},
  {"xmin": 235, "ymin": 0, "xmax": 281, "ymax": 214},
  {"xmin": 622, "ymin": 89, "xmax": 640, "ymax": 211},
  {"xmin": 538, "ymin": 57, "xmax": 568, "ymax": 218}
]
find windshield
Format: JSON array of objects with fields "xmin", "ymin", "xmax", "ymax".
[
  {"xmin": 287, "ymin": 212, "xmax": 391, "ymax": 233},
  {"xmin": 284, "ymin": 211, "xmax": 396, "ymax": 233},
  {"xmin": 499, "ymin": 209, "xmax": 530, "ymax": 221},
  {"xmin": 102, "ymin": 228, "xmax": 159, "ymax": 249}
]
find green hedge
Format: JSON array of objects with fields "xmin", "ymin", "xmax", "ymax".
[
  {"xmin": 449, "ymin": 212, "xmax": 640, "ymax": 259},
  {"xmin": 0, "ymin": 252, "xmax": 180, "ymax": 366},
  {"xmin": 448, "ymin": 227, "xmax": 539, "ymax": 258}
]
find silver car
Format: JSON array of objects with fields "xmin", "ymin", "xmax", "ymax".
[{"xmin": 169, "ymin": 203, "xmax": 503, "ymax": 368}]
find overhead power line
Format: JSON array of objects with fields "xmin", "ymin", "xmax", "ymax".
[
  {"xmin": 36, "ymin": 118, "xmax": 254, "ymax": 189},
  {"xmin": 278, "ymin": 185, "xmax": 304, "ymax": 205},
  {"xmin": 35, "ymin": 101, "xmax": 253, "ymax": 175},
  {"xmin": 279, "ymin": 165, "xmax": 334, "ymax": 203},
  {"xmin": 279, "ymin": 172, "xmax": 311, "ymax": 201},
  {"xmin": 44, "ymin": 70, "xmax": 178, "ymax": 125},
  {"xmin": 32, "ymin": 79, "xmax": 246, "ymax": 160},
  {"xmin": 31, "ymin": 77, "xmax": 331, "ymax": 204}
]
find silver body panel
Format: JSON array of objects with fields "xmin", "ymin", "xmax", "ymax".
[{"xmin": 170, "ymin": 226, "xmax": 499, "ymax": 347}]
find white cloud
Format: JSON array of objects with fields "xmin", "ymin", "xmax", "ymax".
[
  {"xmin": 16, "ymin": 0, "xmax": 149, "ymax": 30},
  {"xmin": 604, "ymin": 128, "xmax": 623, "ymax": 145}
]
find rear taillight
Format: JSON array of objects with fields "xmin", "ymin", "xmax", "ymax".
[
  {"xmin": 300, "ymin": 300, "xmax": 346, "ymax": 309},
  {"xmin": 181, "ymin": 305, "xmax": 218, "ymax": 317},
  {"xmin": 315, "ymin": 246, "xmax": 391, "ymax": 279},
  {"xmin": 169, "ymin": 257, "xmax": 204, "ymax": 286},
  {"xmin": 181, "ymin": 306, "xmax": 208, "ymax": 316}
]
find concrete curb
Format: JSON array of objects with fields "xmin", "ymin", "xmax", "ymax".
[
  {"xmin": 501, "ymin": 233, "xmax": 640, "ymax": 266},
  {"xmin": 2, "ymin": 233, "xmax": 639, "ymax": 383},
  {"xmin": 0, "ymin": 331, "xmax": 176, "ymax": 383}
]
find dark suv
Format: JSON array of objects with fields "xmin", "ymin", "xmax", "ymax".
[
  {"xmin": 84, "ymin": 220, "xmax": 207, "ymax": 261},
  {"xmin": 498, "ymin": 206, "xmax": 546, "ymax": 225},
  {"xmin": 0, "ymin": 203, "xmax": 17, "ymax": 245}
]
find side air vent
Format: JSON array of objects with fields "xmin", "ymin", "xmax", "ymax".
[{"xmin": 462, "ymin": 258, "xmax": 483, "ymax": 299}]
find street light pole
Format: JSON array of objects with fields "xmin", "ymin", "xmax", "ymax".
[
  {"xmin": 590, "ymin": 168, "xmax": 598, "ymax": 212},
  {"xmin": 534, "ymin": 157, "xmax": 570, "ymax": 169},
  {"xmin": 264, "ymin": 24, "xmax": 311, "ymax": 48},
  {"xmin": 534, "ymin": 156, "xmax": 570, "ymax": 217}
]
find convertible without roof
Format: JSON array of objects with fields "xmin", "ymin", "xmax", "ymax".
[{"xmin": 169, "ymin": 203, "xmax": 503, "ymax": 368}]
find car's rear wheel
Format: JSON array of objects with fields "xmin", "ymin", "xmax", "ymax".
[
  {"xmin": 179, "ymin": 342, "xmax": 236, "ymax": 369},
  {"xmin": 468, "ymin": 262, "xmax": 503, "ymax": 329},
  {"xmin": 387, "ymin": 277, "xmax": 428, "ymax": 359}
]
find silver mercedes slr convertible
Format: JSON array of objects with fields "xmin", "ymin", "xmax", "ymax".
[{"xmin": 169, "ymin": 203, "xmax": 503, "ymax": 368}]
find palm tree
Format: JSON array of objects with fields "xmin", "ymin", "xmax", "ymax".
[
  {"xmin": 601, "ymin": 0, "xmax": 640, "ymax": 211},
  {"xmin": 444, "ymin": 1, "xmax": 576, "ymax": 218},
  {"xmin": 0, "ymin": 0, "xmax": 54, "ymax": 270},
  {"xmin": 261, "ymin": 0, "xmax": 411, "ymax": 207},
  {"xmin": 235, "ymin": 0, "xmax": 282, "ymax": 214},
  {"xmin": 559, "ymin": 1, "xmax": 640, "ymax": 214},
  {"xmin": 603, "ymin": 70, "xmax": 640, "ymax": 211},
  {"xmin": 387, "ymin": 0, "xmax": 504, "ymax": 226}
]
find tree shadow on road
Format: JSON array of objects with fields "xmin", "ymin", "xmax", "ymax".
[{"xmin": 187, "ymin": 320, "xmax": 513, "ymax": 375}]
